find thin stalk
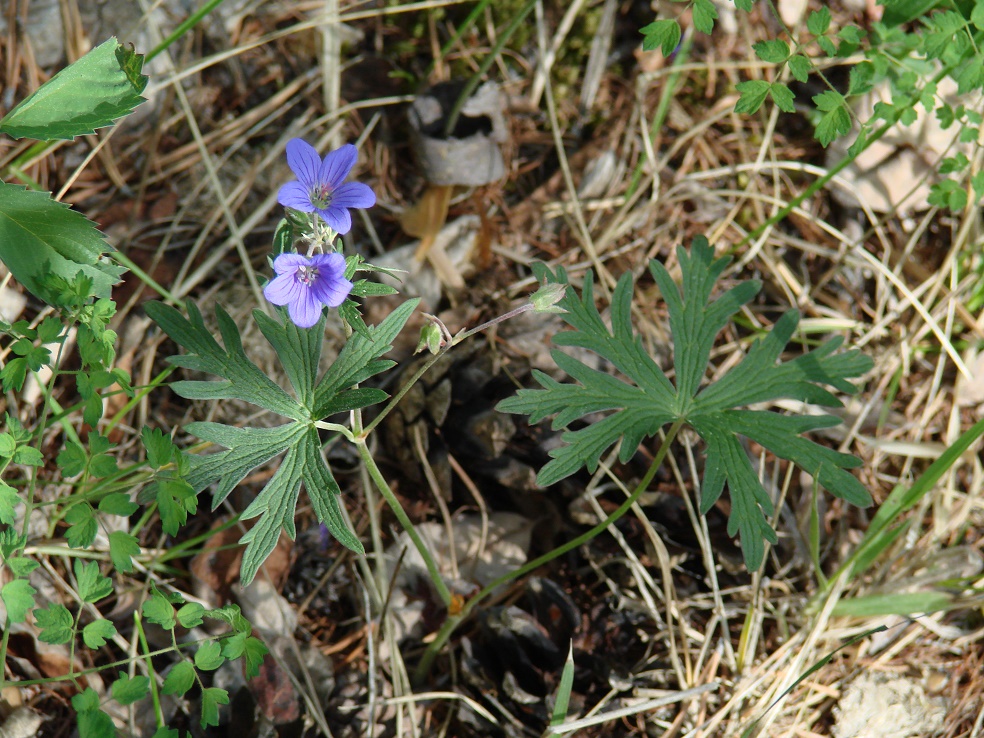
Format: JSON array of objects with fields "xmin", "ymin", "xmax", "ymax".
[
  {"xmin": 147, "ymin": 0, "xmax": 228, "ymax": 62},
  {"xmin": 107, "ymin": 368, "xmax": 174, "ymax": 434},
  {"xmin": 424, "ymin": 0, "xmax": 492, "ymax": 85},
  {"xmin": 361, "ymin": 303, "xmax": 534, "ymax": 437},
  {"xmin": 355, "ymin": 439, "xmax": 453, "ymax": 607},
  {"xmin": 134, "ymin": 612, "xmax": 166, "ymax": 730},
  {"xmin": 626, "ymin": 33, "xmax": 693, "ymax": 201},
  {"xmin": 413, "ymin": 419, "xmax": 685, "ymax": 683},
  {"xmin": 442, "ymin": 0, "xmax": 537, "ymax": 138},
  {"xmin": 112, "ymin": 252, "xmax": 180, "ymax": 303},
  {"xmin": 737, "ymin": 64, "xmax": 952, "ymax": 249},
  {"xmin": 4, "ymin": 631, "xmax": 210, "ymax": 689}
]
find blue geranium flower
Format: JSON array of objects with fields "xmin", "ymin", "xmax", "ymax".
[
  {"xmin": 263, "ymin": 252, "xmax": 353, "ymax": 328},
  {"xmin": 277, "ymin": 139, "xmax": 376, "ymax": 235}
]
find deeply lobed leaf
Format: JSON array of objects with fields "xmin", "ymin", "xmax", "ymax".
[
  {"xmin": 150, "ymin": 299, "xmax": 418, "ymax": 584},
  {"xmin": 499, "ymin": 237, "xmax": 872, "ymax": 570}
]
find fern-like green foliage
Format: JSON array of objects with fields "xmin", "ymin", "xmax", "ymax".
[
  {"xmin": 497, "ymin": 238, "xmax": 873, "ymax": 569},
  {"xmin": 145, "ymin": 298, "xmax": 419, "ymax": 584}
]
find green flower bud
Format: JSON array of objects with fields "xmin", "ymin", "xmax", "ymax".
[{"xmin": 531, "ymin": 283, "xmax": 567, "ymax": 314}]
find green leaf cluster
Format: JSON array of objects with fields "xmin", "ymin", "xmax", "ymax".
[
  {"xmin": 146, "ymin": 298, "xmax": 419, "ymax": 584},
  {"xmin": 498, "ymin": 238, "xmax": 873, "ymax": 570},
  {"xmin": 728, "ymin": 0, "xmax": 984, "ymax": 204},
  {"xmin": 0, "ymin": 317, "xmax": 60, "ymax": 392},
  {"xmin": 34, "ymin": 561, "xmax": 116, "ymax": 651},
  {"xmin": 72, "ymin": 665, "xmax": 188, "ymax": 735},
  {"xmin": 137, "ymin": 427, "xmax": 198, "ymax": 538},
  {"xmin": 639, "ymin": 0, "xmax": 740, "ymax": 56},
  {"xmin": 734, "ymin": 9, "xmax": 864, "ymax": 146},
  {"xmin": 140, "ymin": 587, "xmax": 266, "ymax": 728}
]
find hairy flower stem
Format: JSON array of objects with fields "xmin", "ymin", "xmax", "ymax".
[
  {"xmin": 412, "ymin": 419, "xmax": 686, "ymax": 685},
  {"xmin": 354, "ymin": 438, "xmax": 454, "ymax": 608},
  {"xmin": 361, "ymin": 303, "xmax": 535, "ymax": 438},
  {"xmin": 347, "ymin": 302, "xmax": 546, "ymax": 632}
]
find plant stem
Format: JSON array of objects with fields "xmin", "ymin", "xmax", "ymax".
[
  {"xmin": 413, "ymin": 419, "xmax": 685, "ymax": 684},
  {"xmin": 354, "ymin": 439, "xmax": 453, "ymax": 607},
  {"xmin": 147, "ymin": 0, "xmax": 228, "ymax": 62},
  {"xmin": 134, "ymin": 612, "xmax": 165, "ymax": 730},
  {"xmin": 361, "ymin": 303, "xmax": 534, "ymax": 438}
]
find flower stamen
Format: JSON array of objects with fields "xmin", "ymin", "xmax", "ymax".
[
  {"xmin": 297, "ymin": 266, "xmax": 319, "ymax": 285},
  {"xmin": 310, "ymin": 185, "xmax": 333, "ymax": 209}
]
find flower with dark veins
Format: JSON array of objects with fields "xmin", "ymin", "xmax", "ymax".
[
  {"xmin": 263, "ymin": 252, "xmax": 353, "ymax": 328},
  {"xmin": 277, "ymin": 139, "xmax": 376, "ymax": 235}
]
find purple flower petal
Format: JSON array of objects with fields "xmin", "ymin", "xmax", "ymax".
[
  {"xmin": 271, "ymin": 252, "xmax": 310, "ymax": 273},
  {"xmin": 318, "ymin": 144, "xmax": 358, "ymax": 188},
  {"xmin": 278, "ymin": 181, "xmax": 315, "ymax": 212},
  {"xmin": 263, "ymin": 272, "xmax": 300, "ymax": 306},
  {"xmin": 317, "ymin": 205, "xmax": 352, "ymax": 235},
  {"xmin": 308, "ymin": 252, "xmax": 346, "ymax": 272},
  {"xmin": 288, "ymin": 285, "xmax": 322, "ymax": 328},
  {"xmin": 284, "ymin": 139, "xmax": 321, "ymax": 187},
  {"xmin": 307, "ymin": 253, "xmax": 352, "ymax": 306},
  {"xmin": 331, "ymin": 181, "xmax": 376, "ymax": 210},
  {"xmin": 312, "ymin": 275, "xmax": 353, "ymax": 307}
]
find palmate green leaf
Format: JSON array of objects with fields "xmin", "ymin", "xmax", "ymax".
[
  {"xmin": 65, "ymin": 503, "xmax": 98, "ymax": 548},
  {"xmin": 194, "ymin": 640, "xmax": 225, "ymax": 671},
  {"xmin": 0, "ymin": 182, "xmax": 125, "ymax": 305},
  {"xmin": 142, "ymin": 587, "xmax": 176, "ymax": 630},
  {"xmin": 200, "ymin": 687, "xmax": 229, "ymax": 728},
  {"xmin": 0, "ymin": 578, "xmax": 34, "ymax": 617},
  {"xmin": 236, "ymin": 426, "xmax": 364, "ymax": 584},
  {"xmin": 498, "ymin": 237, "xmax": 872, "ymax": 570},
  {"xmin": 735, "ymin": 80, "xmax": 771, "ymax": 115},
  {"xmin": 82, "ymin": 619, "xmax": 117, "ymax": 648},
  {"xmin": 5, "ymin": 557, "xmax": 37, "ymax": 577},
  {"xmin": 813, "ymin": 91, "xmax": 852, "ymax": 147},
  {"xmin": 753, "ymin": 39, "xmax": 790, "ymax": 64},
  {"xmin": 34, "ymin": 603, "xmax": 72, "ymax": 643},
  {"xmin": 177, "ymin": 602, "xmax": 206, "ymax": 628},
  {"xmin": 156, "ymin": 477, "xmax": 198, "ymax": 535},
  {"xmin": 0, "ymin": 37, "xmax": 147, "ymax": 140},
  {"xmin": 151, "ymin": 298, "xmax": 419, "ymax": 584},
  {"xmin": 74, "ymin": 559, "xmax": 113, "ymax": 603},
  {"xmin": 145, "ymin": 300, "xmax": 302, "ymax": 420},
  {"xmin": 770, "ymin": 83, "xmax": 796, "ymax": 114},
  {"xmin": 640, "ymin": 19, "xmax": 681, "ymax": 57},
  {"xmin": 108, "ymin": 530, "xmax": 140, "ymax": 572},
  {"xmin": 112, "ymin": 672, "xmax": 151, "ymax": 705},
  {"xmin": 162, "ymin": 661, "xmax": 196, "ymax": 696},
  {"xmin": 691, "ymin": 0, "xmax": 718, "ymax": 34}
]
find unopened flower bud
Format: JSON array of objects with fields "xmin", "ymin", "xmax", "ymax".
[
  {"xmin": 415, "ymin": 321, "xmax": 446, "ymax": 355},
  {"xmin": 531, "ymin": 283, "xmax": 567, "ymax": 314}
]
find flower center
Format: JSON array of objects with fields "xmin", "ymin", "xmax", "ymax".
[
  {"xmin": 297, "ymin": 265, "xmax": 319, "ymax": 286},
  {"xmin": 310, "ymin": 183, "xmax": 333, "ymax": 209}
]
